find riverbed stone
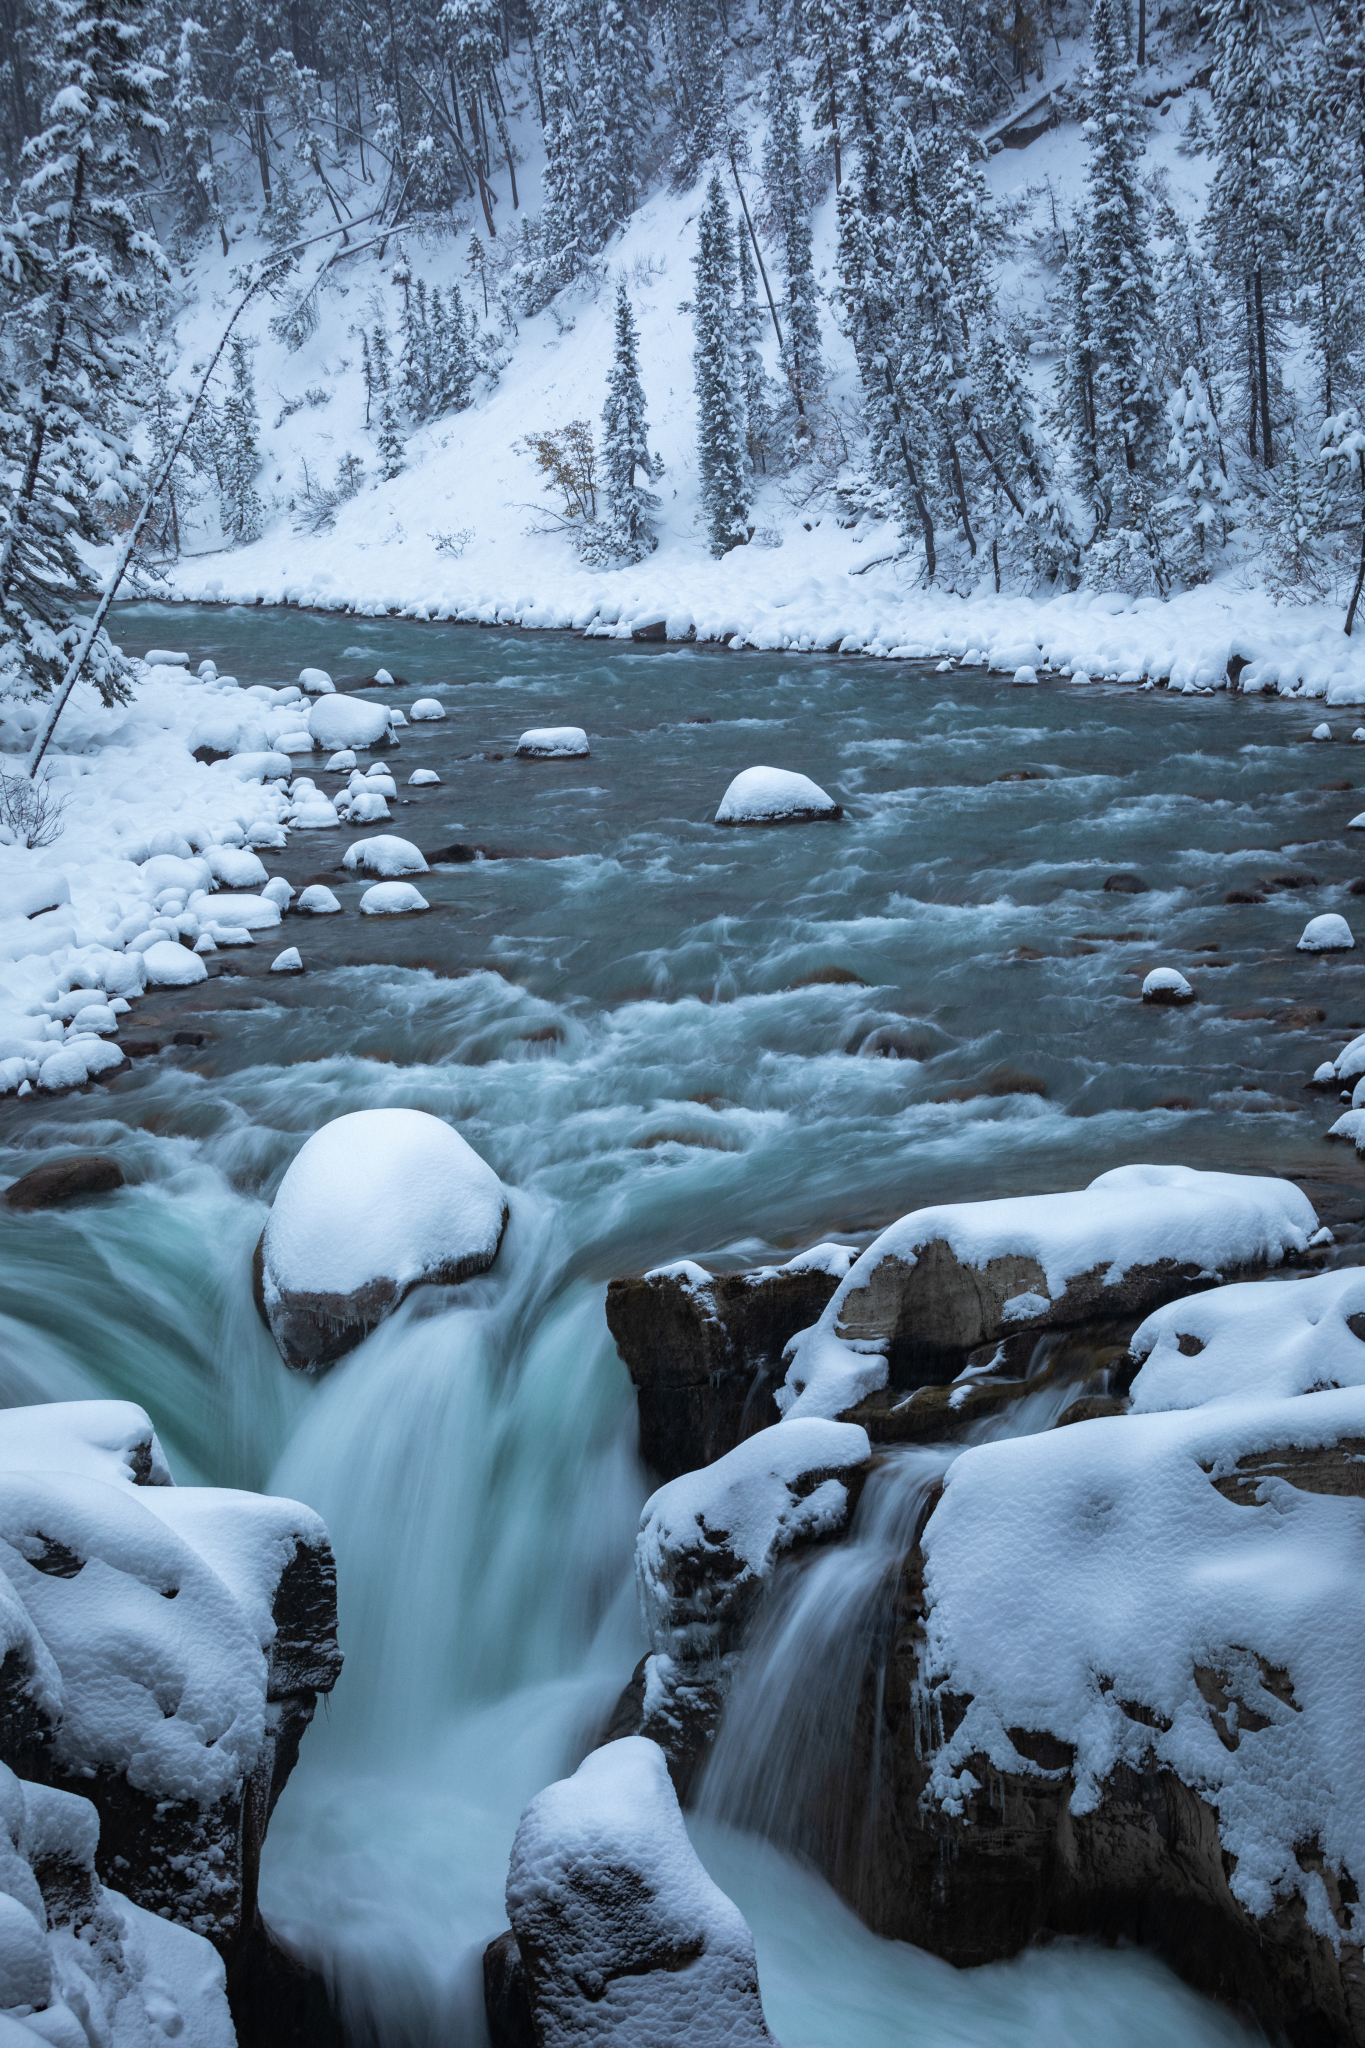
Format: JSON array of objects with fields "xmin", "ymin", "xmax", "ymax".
[{"xmin": 3, "ymin": 1155, "xmax": 125, "ymax": 1211}]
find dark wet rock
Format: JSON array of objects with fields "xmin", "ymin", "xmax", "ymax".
[
  {"xmin": 192, "ymin": 743, "xmax": 231, "ymax": 764},
  {"xmin": 604, "ymin": 1257, "xmax": 849, "ymax": 1478},
  {"xmin": 996, "ymin": 768, "xmax": 1044, "ymax": 782},
  {"xmin": 121, "ymin": 1039, "xmax": 161, "ymax": 1059},
  {"xmin": 1012, "ymin": 944, "xmax": 1046, "ymax": 960},
  {"xmin": 1350, "ymin": 878, "xmax": 1365, "ymax": 897},
  {"xmin": 857, "ymin": 1025, "xmax": 932, "ymax": 1060},
  {"xmin": 1225, "ymin": 889, "xmax": 1266, "ymax": 903},
  {"xmin": 228, "ymin": 1915, "xmax": 346, "ymax": 2048},
  {"xmin": 1276, "ymin": 1005, "xmax": 1328, "ymax": 1030},
  {"xmin": 841, "ymin": 1321, "xmax": 1137, "ymax": 1445},
  {"xmin": 1142, "ymin": 972, "xmax": 1197, "ymax": 1006},
  {"xmin": 426, "ymin": 842, "xmax": 481, "ymax": 864},
  {"xmin": 4, "ymin": 1155, "xmax": 125, "ymax": 1211},
  {"xmin": 1153, "ymin": 1094, "xmax": 1198, "ymax": 1111},
  {"xmin": 1264, "ymin": 873, "xmax": 1318, "ymax": 890},
  {"xmin": 172, "ymin": 1030, "xmax": 206, "ymax": 1046},
  {"xmin": 936, "ymin": 1067, "xmax": 1047, "ymax": 1101},
  {"xmin": 1104, "ymin": 872, "xmax": 1149, "ymax": 894},
  {"xmin": 1321, "ymin": 780, "xmax": 1354, "ymax": 791},
  {"xmin": 631, "ymin": 619, "xmax": 667, "ymax": 641},
  {"xmin": 787, "ymin": 965, "xmax": 867, "ymax": 989},
  {"xmin": 484, "ymin": 1930, "xmax": 537, "ymax": 2048}
]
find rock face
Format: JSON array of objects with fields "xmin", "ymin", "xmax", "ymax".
[
  {"xmin": 499, "ymin": 1738, "xmax": 775, "ymax": 2046},
  {"xmin": 256, "ymin": 1107, "xmax": 509, "ymax": 1371},
  {"xmin": 0, "ymin": 1400, "xmax": 342, "ymax": 2043},
  {"xmin": 4, "ymin": 1156, "xmax": 125, "ymax": 1211},
  {"xmin": 604, "ymin": 1246, "xmax": 855, "ymax": 1476}
]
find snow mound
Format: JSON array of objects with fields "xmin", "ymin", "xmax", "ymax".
[
  {"xmin": 360, "ymin": 882, "xmax": 430, "ymax": 914},
  {"xmin": 289, "ymin": 795, "xmax": 341, "ymax": 829},
  {"xmin": 325, "ymin": 750, "xmax": 357, "ymax": 770},
  {"xmin": 343, "ymin": 790, "xmax": 391, "ymax": 823},
  {"xmin": 1313, "ymin": 722, "xmax": 1332, "ymax": 740},
  {"xmin": 779, "ymin": 1165, "xmax": 1320, "ymax": 1420},
  {"xmin": 516, "ymin": 726, "xmax": 590, "ymax": 758},
  {"xmin": 38, "ymin": 1041, "xmax": 125, "ymax": 1089},
  {"xmin": 298, "ymin": 667, "xmax": 335, "ymax": 694},
  {"xmin": 409, "ymin": 769, "xmax": 441, "ymax": 786},
  {"xmin": 715, "ymin": 766, "xmax": 841, "ymax": 825},
  {"xmin": 206, "ymin": 845, "xmax": 267, "ymax": 889},
  {"xmin": 262, "ymin": 877, "xmax": 293, "ymax": 907},
  {"xmin": 206, "ymin": 892, "xmax": 281, "ymax": 930},
  {"xmin": 409, "ymin": 698, "xmax": 446, "ymax": 720},
  {"xmin": 276, "ymin": 729, "xmax": 315, "ymax": 754},
  {"xmin": 1298, "ymin": 913, "xmax": 1354, "ymax": 951},
  {"xmin": 1142, "ymin": 967, "xmax": 1195, "ymax": 1004},
  {"xmin": 141, "ymin": 941, "xmax": 208, "ymax": 988},
  {"xmin": 1129, "ymin": 1266, "xmax": 1365, "ymax": 1411},
  {"xmin": 298, "ymin": 885, "xmax": 341, "ymax": 914},
  {"xmin": 506, "ymin": 1737, "xmax": 774, "ymax": 2047},
  {"xmin": 270, "ymin": 948, "xmax": 303, "ymax": 973},
  {"xmin": 342, "ymin": 835, "xmax": 427, "ymax": 875},
  {"xmin": 144, "ymin": 648, "xmax": 189, "ymax": 667},
  {"xmin": 258, "ymin": 1107, "xmax": 508, "ymax": 1370},
  {"xmin": 308, "ymin": 695, "xmax": 391, "ymax": 751}
]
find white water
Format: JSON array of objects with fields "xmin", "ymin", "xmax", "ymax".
[{"xmin": 5, "ymin": 608, "xmax": 1341, "ymax": 2044}]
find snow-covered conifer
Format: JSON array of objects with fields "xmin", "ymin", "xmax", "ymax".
[
  {"xmin": 1159, "ymin": 367, "xmax": 1236, "ymax": 582},
  {"xmin": 736, "ymin": 225, "xmax": 774, "ymax": 474},
  {"xmin": 692, "ymin": 171, "xmax": 750, "ymax": 557},
  {"xmin": 434, "ymin": 283, "xmax": 474, "ymax": 412},
  {"xmin": 218, "ymin": 337, "xmax": 264, "ymax": 542},
  {"xmin": 577, "ymin": 0, "xmax": 652, "ymax": 234},
  {"xmin": 763, "ymin": 26, "xmax": 822, "ymax": 418},
  {"xmin": 601, "ymin": 281, "xmax": 661, "ymax": 560}
]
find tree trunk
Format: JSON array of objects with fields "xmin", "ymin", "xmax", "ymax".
[
  {"xmin": 1245, "ymin": 276, "xmax": 1258, "ymax": 461},
  {"xmin": 884, "ymin": 364, "xmax": 936, "ymax": 579},
  {"xmin": 1137, "ymin": 0, "xmax": 1146, "ymax": 64},
  {"xmin": 1254, "ymin": 264, "xmax": 1272, "ymax": 466},
  {"xmin": 949, "ymin": 438, "xmax": 976, "ymax": 553},
  {"xmin": 254, "ymin": 94, "xmax": 272, "ymax": 203},
  {"xmin": 1347, "ymin": 501, "xmax": 1365, "ymax": 638}
]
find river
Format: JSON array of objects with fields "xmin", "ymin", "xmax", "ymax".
[{"xmin": 4, "ymin": 599, "xmax": 1359, "ymax": 2046}]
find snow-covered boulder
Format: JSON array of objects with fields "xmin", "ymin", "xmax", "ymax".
[
  {"xmin": 205, "ymin": 892, "xmax": 281, "ymax": 930},
  {"xmin": 1313, "ymin": 721, "xmax": 1333, "ymax": 740},
  {"xmin": 1298, "ymin": 913, "xmax": 1354, "ymax": 952},
  {"xmin": 255, "ymin": 1107, "xmax": 509, "ymax": 1371},
  {"xmin": 1128, "ymin": 1265, "xmax": 1365, "ymax": 1412},
  {"xmin": 308, "ymin": 694, "xmax": 391, "ymax": 751},
  {"xmin": 0, "ymin": 1399, "xmax": 341, "ymax": 1956},
  {"xmin": 270, "ymin": 947, "xmax": 303, "ymax": 974},
  {"xmin": 262, "ymin": 877, "xmax": 293, "ymax": 908},
  {"xmin": 206, "ymin": 845, "xmax": 268, "ymax": 890},
  {"xmin": 325, "ymin": 749, "xmax": 356, "ymax": 771},
  {"xmin": 515, "ymin": 726, "xmax": 590, "ymax": 758},
  {"xmin": 37, "ymin": 1041, "xmax": 125, "ymax": 1090},
  {"xmin": 409, "ymin": 698, "xmax": 445, "ymax": 720},
  {"xmin": 298, "ymin": 667, "xmax": 335, "ymax": 694},
  {"xmin": 275, "ymin": 728, "xmax": 315, "ymax": 755},
  {"xmin": 359, "ymin": 882, "xmax": 429, "ymax": 915},
  {"xmin": 409, "ymin": 769, "xmax": 440, "ymax": 786},
  {"xmin": 343, "ymin": 790, "xmax": 391, "ymax": 823},
  {"xmin": 501, "ymin": 1738, "xmax": 775, "ymax": 2047},
  {"xmin": 0, "ymin": 1760, "xmax": 236, "ymax": 2048},
  {"xmin": 289, "ymin": 794, "xmax": 341, "ymax": 829},
  {"xmin": 297, "ymin": 885, "xmax": 341, "ymax": 915},
  {"xmin": 144, "ymin": 648, "xmax": 189, "ymax": 667},
  {"xmin": 342, "ymin": 835, "xmax": 427, "ymax": 876},
  {"xmin": 141, "ymin": 941, "xmax": 208, "ymax": 988},
  {"xmin": 140, "ymin": 853, "xmax": 211, "ymax": 896},
  {"xmin": 1141, "ymin": 966, "xmax": 1195, "ymax": 1005},
  {"xmin": 778, "ymin": 1165, "xmax": 1321, "ymax": 1420},
  {"xmin": 714, "ymin": 766, "xmax": 842, "ymax": 825}
]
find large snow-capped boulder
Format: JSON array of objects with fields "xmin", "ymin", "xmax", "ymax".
[
  {"xmin": 0, "ymin": 1759, "xmax": 236, "ymax": 2048},
  {"xmin": 1128, "ymin": 1266, "xmax": 1365, "ymax": 1411},
  {"xmin": 206, "ymin": 845, "xmax": 268, "ymax": 890},
  {"xmin": 205, "ymin": 892, "xmax": 282, "ymax": 930},
  {"xmin": 778, "ymin": 1165, "xmax": 1321, "ymax": 1419},
  {"xmin": 605, "ymin": 1246, "xmax": 858, "ymax": 1479},
  {"xmin": 341, "ymin": 834, "xmax": 427, "ymax": 877},
  {"xmin": 499, "ymin": 1738, "xmax": 775, "ymax": 2046},
  {"xmin": 515, "ymin": 727, "xmax": 589, "ymax": 758},
  {"xmin": 715, "ymin": 767, "xmax": 841, "ymax": 825},
  {"xmin": 359, "ymin": 881, "xmax": 429, "ymax": 915},
  {"xmin": 1298, "ymin": 913, "xmax": 1354, "ymax": 952},
  {"xmin": 141, "ymin": 940, "xmax": 208, "ymax": 988},
  {"xmin": 307, "ymin": 694, "xmax": 391, "ymax": 751},
  {"xmin": 0, "ymin": 1400, "xmax": 341, "ymax": 1961},
  {"xmin": 255, "ymin": 1108, "xmax": 509, "ymax": 1371}
]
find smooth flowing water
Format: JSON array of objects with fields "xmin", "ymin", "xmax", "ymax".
[{"xmin": 7, "ymin": 599, "xmax": 1361, "ymax": 2046}]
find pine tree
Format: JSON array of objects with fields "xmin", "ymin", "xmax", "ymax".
[
  {"xmin": 1296, "ymin": 0, "xmax": 1365, "ymax": 420},
  {"xmin": 169, "ymin": 16, "xmax": 228, "ymax": 256},
  {"xmin": 577, "ymin": 0, "xmax": 652, "ymax": 235},
  {"xmin": 667, "ymin": 0, "xmax": 725, "ymax": 178},
  {"xmin": 601, "ymin": 281, "xmax": 661, "ymax": 560},
  {"xmin": 467, "ymin": 231, "xmax": 490, "ymax": 316},
  {"xmin": 433, "ymin": 283, "xmax": 474, "ymax": 412},
  {"xmin": 736, "ymin": 225, "xmax": 774, "ymax": 474},
  {"xmin": 0, "ymin": 0, "xmax": 166, "ymax": 705},
  {"xmin": 692, "ymin": 171, "xmax": 750, "ymax": 556},
  {"xmin": 1159, "ymin": 366, "xmax": 1237, "ymax": 581},
  {"xmin": 403, "ymin": 275, "xmax": 433, "ymax": 417},
  {"xmin": 219, "ymin": 337, "xmax": 264, "ymax": 542},
  {"xmin": 763, "ymin": 24, "xmax": 822, "ymax": 420},
  {"xmin": 527, "ymin": 0, "xmax": 581, "ymax": 306},
  {"xmin": 265, "ymin": 160, "xmax": 308, "ymax": 249}
]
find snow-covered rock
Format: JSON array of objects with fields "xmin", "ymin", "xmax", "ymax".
[
  {"xmin": 360, "ymin": 881, "xmax": 429, "ymax": 913},
  {"xmin": 1313, "ymin": 722, "xmax": 1333, "ymax": 739},
  {"xmin": 1128, "ymin": 1265, "xmax": 1365, "ymax": 1412},
  {"xmin": 144, "ymin": 649, "xmax": 189, "ymax": 667},
  {"xmin": 408, "ymin": 769, "xmax": 440, "ymax": 786},
  {"xmin": 714, "ymin": 766, "xmax": 842, "ymax": 825},
  {"xmin": 289, "ymin": 794, "xmax": 341, "ymax": 829},
  {"xmin": 409, "ymin": 698, "xmax": 446, "ymax": 720},
  {"xmin": 1298, "ymin": 913, "xmax": 1354, "ymax": 951},
  {"xmin": 275, "ymin": 728, "xmax": 315, "ymax": 754},
  {"xmin": 141, "ymin": 941, "xmax": 208, "ymax": 988},
  {"xmin": 343, "ymin": 790, "xmax": 391, "ymax": 823},
  {"xmin": 206, "ymin": 845, "xmax": 268, "ymax": 889},
  {"xmin": 1141, "ymin": 966, "xmax": 1195, "ymax": 1005},
  {"xmin": 255, "ymin": 1107, "xmax": 509, "ymax": 1371},
  {"xmin": 37, "ymin": 1041, "xmax": 125, "ymax": 1089},
  {"xmin": 342, "ymin": 834, "xmax": 427, "ymax": 876},
  {"xmin": 262, "ymin": 877, "xmax": 293, "ymax": 908},
  {"xmin": 205, "ymin": 892, "xmax": 281, "ymax": 930},
  {"xmin": 325, "ymin": 750, "xmax": 357, "ymax": 771},
  {"xmin": 308, "ymin": 694, "xmax": 391, "ymax": 751},
  {"xmin": 298, "ymin": 667, "xmax": 335, "ymax": 694},
  {"xmin": 515, "ymin": 726, "xmax": 590, "ymax": 758},
  {"xmin": 778, "ymin": 1165, "xmax": 1321, "ymax": 1421},
  {"xmin": 502, "ymin": 1738, "xmax": 774, "ymax": 2047},
  {"xmin": 270, "ymin": 947, "xmax": 303, "ymax": 973},
  {"xmin": 297, "ymin": 885, "xmax": 341, "ymax": 914}
]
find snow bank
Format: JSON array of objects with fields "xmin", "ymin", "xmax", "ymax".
[
  {"xmin": 715, "ymin": 766, "xmax": 841, "ymax": 825},
  {"xmin": 342, "ymin": 834, "xmax": 427, "ymax": 876},
  {"xmin": 505, "ymin": 1737, "xmax": 774, "ymax": 2046},
  {"xmin": 515, "ymin": 726, "xmax": 590, "ymax": 758},
  {"xmin": 307, "ymin": 694, "xmax": 390, "ymax": 750},
  {"xmin": 1129, "ymin": 1268, "xmax": 1365, "ymax": 1411},
  {"xmin": 919, "ymin": 1385, "xmax": 1365, "ymax": 1937},
  {"xmin": 779, "ymin": 1165, "xmax": 1320, "ymax": 1420},
  {"xmin": 258, "ymin": 1106, "xmax": 508, "ymax": 1369}
]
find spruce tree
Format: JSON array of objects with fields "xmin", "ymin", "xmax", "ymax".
[
  {"xmin": 219, "ymin": 337, "xmax": 264, "ymax": 542},
  {"xmin": 763, "ymin": 25, "xmax": 822, "ymax": 419},
  {"xmin": 601, "ymin": 281, "xmax": 661, "ymax": 561},
  {"xmin": 1159, "ymin": 367, "xmax": 1236, "ymax": 582},
  {"xmin": 434, "ymin": 283, "xmax": 474, "ymax": 412},
  {"xmin": 736, "ymin": 226, "xmax": 774, "ymax": 474},
  {"xmin": 1296, "ymin": 0, "xmax": 1365, "ymax": 420},
  {"xmin": 577, "ymin": 0, "xmax": 652, "ymax": 235},
  {"xmin": 0, "ymin": 0, "xmax": 166, "ymax": 704},
  {"xmin": 692, "ymin": 171, "xmax": 750, "ymax": 557}
]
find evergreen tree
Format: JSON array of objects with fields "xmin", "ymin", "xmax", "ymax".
[
  {"xmin": 218, "ymin": 337, "xmax": 264, "ymax": 542},
  {"xmin": 667, "ymin": 0, "xmax": 725, "ymax": 178},
  {"xmin": 434, "ymin": 283, "xmax": 474, "ymax": 411},
  {"xmin": 169, "ymin": 16, "xmax": 228, "ymax": 256},
  {"xmin": 378, "ymin": 395, "xmax": 405, "ymax": 480},
  {"xmin": 736, "ymin": 225, "xmax": 774, "ymax": 474},
  {"xmin": 1159, "ymin": 366, "xmax": 1237, "ymax": 581},
  {"xmin": 763, "ymin": 24, "xmax": 822, "ymax": 420},
  {"xmin": 467, "ymin": 231, "xmax": 490, "ymax": 316},
  {"xmin": 601, "ymin": 280, "xmax": 661, "ymax": 560},
  {"xmin": 0, "ymin": 0, "xmax": 166, "ymax": 705},
  {"xmin": 1296, "ymin": 0, "xmax": 1365, "ymax": 420},
  {"xmin": 692, "ymin": 171, "xmax": 750, "ymax": 556},
  {"xmin": 577, "ymin": 0, "xmax": 652, "ymax": 235}
]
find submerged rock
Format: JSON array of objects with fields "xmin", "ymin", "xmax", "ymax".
[
  {"xmin": 4, "ymin": 1155, "xmax": 125, "ymax": 1211},
  {"xmin": 1142, "ymin": 967, "xmax": 1195, "ymax": 1005},
  {"xmin": 501, "ymin": 1738, "xmax": 775, "ymax": 2046},
  {"xmin": 715, "ymin": 765, "xmax": 841, "ymax": 825},
  {"xmin": 256, "ymin": 1107, "xmax": 508, "ymax": 1372}
]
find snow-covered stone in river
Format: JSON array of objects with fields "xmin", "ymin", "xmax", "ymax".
[
  {"xmin": 360, "ymin": 769, "xmax": 397, "ymax": 797},
  {"xmin": 270, "ymin": 947, "xmax": 303, "ymax": 973},
  {"xmin": 778, "ymin": 1165, "xmax": 1321, "ymax": 1421},
  {"xmin": 206, "ymin": 892, "xmax": 281, "ymax": 930},
  {"xmin": 290, "ymin": 795, "xmax": 341, "ymax": 829},
  {"xmin": 504, "ymin": 1737, "xmax": 775, "ymax": 2048},
  {"xmin": 409, "ymin": 769, "xmax": 440, "ymax": 786},
  {"xmin": 275, "ymin": 728, "xmax": 316, "ymax": 754},
  {"xmin": 1141, "ymin": 967, "xmax": 1195, "ymax": 1005},
  {"xmin": 262, "ymin": 877, "xmax": 293, "ymax": 908},
  {"xmin": 145, "ymin": 649, "xmax": 189, "ymax": 667},
  {"xmin": 342, "ymin": 834, "xmax": 427, "ymax": 876},
  {"xmin": 1355, "ymin": 729, "xmax": 1365, "ymax": 743},
  {"xmin": 140, "ymin": 852, "xmax": 211, "ymax": 896},
  {"xmin": 1313, "ymin": 722, "xmax": 1333, "ymax": 740},
  {"xmin": 206, "ymin": 845, "xmax": 268, "ymax": 889},
  {"xmin": 1298, "ymin": 913, "xmax": 1354, "ymax": 952},
  {"xmin": 257, "ymin": 1106, "xmax": 508, "ymax": 1370},
  {"xmin": 715, "ymin": 766, "xmax": 842, "ymax": 825},
  {"xmin": 193, "ymin": 934, "xmax": 216, "ymax": 953},
  {"xmin": 141, "ymin": 941, "xmax": 209, "ymax": 987},
  {"xmin": 409, "ymin": 698, "xmax": 445, "ymax": 720},
  {"xmin": 1127, "ymin": 1264, "xmax": 1365, "ymax": 1413},
  {"xmin": 308, "ymin": 694, "xmax": 391, "ymax": 751},
  {"xmin": 297, "ymin": 885, "xmax": 341, "ymax": 914},
  {"xmin": 38, "ymin": 1040, "xmax": 125, "ymax": 1089},
  {"xmin": 516, "ymin": 726, "xmax": 590, "ymax": 758},
  {"xmin": 298, "ymin": 667, "xmax": 335, "ymax": 694},
  {"xmin": 1013, "ymin": 665, "xmax": 1039, "ymax": 685},
  {"xmin": 359, "ymin": 881, "xmax": 429, "ymax": 914},
  {"xmin": 1348, "ymin": 812, "xmax": 1365, "ymax": 829},
  {"xmin": 325, "ymin": 750, "xmax": 356, "ymax": 771},
  {"xmin": 344, "ymin": 790, "xmax": 391, "ymax": 823}
]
